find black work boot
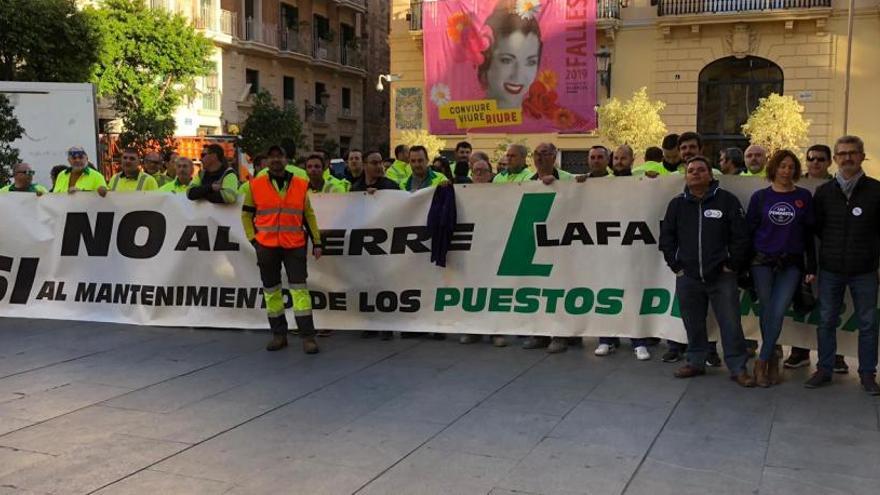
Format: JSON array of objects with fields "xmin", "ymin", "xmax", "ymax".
[
  {"xmin": 294, "ymin": 314, "xmax": 319, "ymax": 355},
  {"xmin": 266, "ymin": 333, "xmax": 288, "ymax": 351},
  {"xmin": 302, "ymin": 337, "xmax": 319, "ymax": 354},
  {"xmin": 860, "ymin": 373, "xmax": 880, "ymax": 396}
]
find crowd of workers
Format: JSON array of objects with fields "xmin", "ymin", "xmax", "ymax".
[{"xmin": 1, "ymin": 131, "xmax": 877, "ymax": 395}]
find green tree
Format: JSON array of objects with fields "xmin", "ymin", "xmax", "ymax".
[
  {"xmin": 0, "ymin": 95, "xmax": 24, "ymax": 185},
  {"xmin": 0, "ymin": 0, "xmax": 101, "ymax": 82},
  {"xmin": 239, "ymin": 91, "xmax": 306, "ymax": 158},
  {"xmin": 320, "ymin": 138, "xmax": 339, "ymax": 159},
  {"xmin": 89, "ymin": 0, "xmax": 214, "ymax": 151}
]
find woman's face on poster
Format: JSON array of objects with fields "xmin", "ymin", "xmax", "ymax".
[{"xmin": 484, "ymin": 31, "xmax": 540, "ymax": 109}]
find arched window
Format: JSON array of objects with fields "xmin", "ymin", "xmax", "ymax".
[{"xmin": 697, "ymin": 56, "xmax": 783, "ymax": 166}]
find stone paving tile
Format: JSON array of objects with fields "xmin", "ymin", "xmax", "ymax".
[
  {"xmin": 624, "ymin": 458, "xmax": 759, "ymax": 495},
  {"xmin": 0, "ymin": 404, "xmax": 160, "ymax": 455},
  {"xmin": 642, "ymin": 430, "xmax": 768, "ymax": 486},
  {"xmin": 0, "ymin": 433, "xmax": 187, "ymax": 495},
  {"xmin": 117, "ymin": 397, "xmax": 276, "ymax": 445},
  {"xmin": 480, "ymin": 366, "xmax": 601, "ymax": 417},
  {"xmin": 94, "ymin": 469, "xmax": 233, "ymax": 495},
  {"xmin": 770, "ymin": 379, "xmax": 879, "ymax": 432},
  {"xmin": 426, "ymin": 406, "xmax": 562, "ymax": 460},
  {"xmin": 759, "ymin": 465, "xmax": 880, "ymax": 495},
  {"xmin": 488, "ymin": 489, "xmax": 544, "ymax": 495},
  {"xmin": 356, "ymin": 446, "xmax": 520, "ymax": 495},
  {"xmin": 496, "ymin": 437, "xmax": 641, "ymax": 495},
  {"xmin": 0, "ymin": 381, "xmax": 131, "ymax": 422},
  {"xmin": 0, "ymin": 417, "xmax": 33, "ymax": 436},
  {"xmin": 0, "ymin": 445, "xmax": 56, "ymax": 479},
  {"xmin": 0, "ymin": 345, "xmax": 102, "ymax": 379},
  {"xmin": 227, "ymin": 459, "xmax": 376, "ymax": 495},
  {"xmin": 547, "ymin": 399, "xmax": 671, "ymax": 456},
  {"xmin": 301, "ymin": 414, "xmax": 446, "ymax": 471},
  {"xmin": 663, "ymin": 393, "xmax": 776, "ymax": 443},
  {"xmin": 585, "ymin": 367, "xmax": 689, "ymax": 409},
  {"xmin": 766, "ymin": 422, "xmax": 880, "ymax": 481}
]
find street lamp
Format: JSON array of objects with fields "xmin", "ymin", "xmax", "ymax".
[
  {"xmin": 595, "ymin": 47, "xmax": 612, "ymax": 99},
  {"xmin": 376, "ymin": 73, "xmax": 402, "ymax": 92}
]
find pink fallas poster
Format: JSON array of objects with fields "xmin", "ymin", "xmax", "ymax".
[{"xmin": 422, "ymin": 0, "xmax": 597, "ymax": 134}]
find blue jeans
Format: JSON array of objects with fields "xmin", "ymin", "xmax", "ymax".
[
  {"xmin": 675, "ymin": 272, "xmax": 748, "ymax": 375},
  {"xmin": 816, "ymin": 270, "xmax": 879, "ymax": 374},
  {"xmin": 751, "ymin": 264, "xmax": 802, "ymax": 361},
  {"xmin": 600, "ymin": 337, "xmax": 647, "ymax": 347}
]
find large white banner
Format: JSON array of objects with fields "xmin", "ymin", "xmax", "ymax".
[{"xmin": 0, "ymin": 177, "xmax": 864, "ymax": 355}]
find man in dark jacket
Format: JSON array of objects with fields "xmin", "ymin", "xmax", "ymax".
[
  {"xmin": 659, "ymin": 156, "xmax": 755, "ymax": 387},
  {"xmin": 806, "ymin": 135, "xmax": 880, "ymax": 394},
  {"xmin": 348, "ymin": 151, "xmax": 400, "ymax": 192}
]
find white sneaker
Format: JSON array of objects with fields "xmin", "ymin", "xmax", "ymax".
[
  {"xmin": 594, "ymin": 343, "xmax": 615, "ymax": 356},
  {"xmin": 634, "ymin": 346, "xmax": 651, "ymax": 361}
]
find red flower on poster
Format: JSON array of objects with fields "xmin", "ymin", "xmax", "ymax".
[{"xmin": 523, "ymin": 81, "xmax": 558, "ymax": 120}]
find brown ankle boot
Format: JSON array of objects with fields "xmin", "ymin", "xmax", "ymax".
[
  {"xmin": 266, "ymin": 334, "xmax": 288, "ymax": 351},
  {"xmin": 753, "ymin": 359, "xmax": 770, "ymax": 388},
  {"xmin": 302, "ymin": 337, "xmax": 319, "ymax": 354},
  {"xmin": 768, "ymin": 353, "xmax": 781, "ymax": 385}
]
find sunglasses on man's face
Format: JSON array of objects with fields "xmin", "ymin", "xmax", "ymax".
[
  {"xmin": 806, "ymin": 156, "xmax": 827, "ymax": 162},
  {"xmin": 68, "ymin": 152, "xmax": 85, "ymax": 159}
]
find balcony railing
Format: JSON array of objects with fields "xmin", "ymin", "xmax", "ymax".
[
  {"xmin": 279, "ymin": 28, "xmax": 308, "ymax": 55},
  {"xmin": 335, "ymin": 0, "xmax": 367, "ymax": 10},
  {"xmin": 243, "ymin": 17, "xmax": 277, "ymax": 46},
  {"xmin": 201, "ymin": 91, "xmax": 220, "ymax": 111},
  {"xmin": 658, "ymin": 0, "xmax": 831, "ymax": 16},
  {"xmin": 409, "ymin": 0, "xmax": 423, "ymax": 31},
  {"xmin": 193, "ymin": 7, "xmax": 216, "ymax": 31},
  {"xmin": 598, "ymin": 0, "xmax": 621, "ymax": 19},
  {"xmin": 220, "ymin": 10, "xmax": 238, "ymax": 37},
  {"xmin": 312, "ymin": 105, "xmax": 327, "ymax": 123},
  {"xmin": 313, "ymin": 38, "xmax": 337, "ymax": 63},
  {"xmin": 406, "ymin": 0, "xmax": 617, "ymax": 29},
  {"xmin": 340, "ymin": 45, "xmax": 364, "ymax": 69}
]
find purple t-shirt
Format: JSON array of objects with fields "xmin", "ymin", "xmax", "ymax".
[{"xmin": 746, "ymin": 186, "xmax": 814, "ymax": 256}]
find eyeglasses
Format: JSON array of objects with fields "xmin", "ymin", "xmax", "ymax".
[
  {"xmin": 68, "ymin": 152, "xmax": 85, "ymax": 158},
  {"xmin": 14, "ymin": 170, "xmax": 35, "ymax": 176},
  {"xmin": 835, "ymin": 151, "xmax": 861, "ymax": 157},
  {"xmin": 806, "ymin": 156, "xmax": 827, "ymax": 162}
]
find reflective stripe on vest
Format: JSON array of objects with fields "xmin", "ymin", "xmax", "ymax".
[
  {"xmin": 110, "ymin": 173, "xmax": 148, "ymax": 191},
  {"xmin": 250, "ymin": 174, "xmax": 308, "ymax": 249},
  {"xmin": 255, "ymin": 225, "xmax": 304, "ymax": 233},
  {"xmin": 255, "ymin": 208, "xmax": 304, "ymax": 216}
]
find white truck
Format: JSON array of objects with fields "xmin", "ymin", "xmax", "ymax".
[{"xmin": 0, "ymin": 82, "xmax": 99, "ymax": 188}]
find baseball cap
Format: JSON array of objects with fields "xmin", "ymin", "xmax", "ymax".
[{"xmin": 67, "ymin": 146, "xmax": 86, "ymax": 156}]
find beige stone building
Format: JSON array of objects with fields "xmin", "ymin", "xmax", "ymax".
[
  {"xmin": 92, "ymin": 0, "xmax": 390, "ymax": 156},
  {"xmin": 391, "ymin": 0, "xmax": 880, "ymax": 173}
]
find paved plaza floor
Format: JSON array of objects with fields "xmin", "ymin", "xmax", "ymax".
[{"xmin": 0, "ymin": 318, "xmax": 878, "ymax": 494}]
